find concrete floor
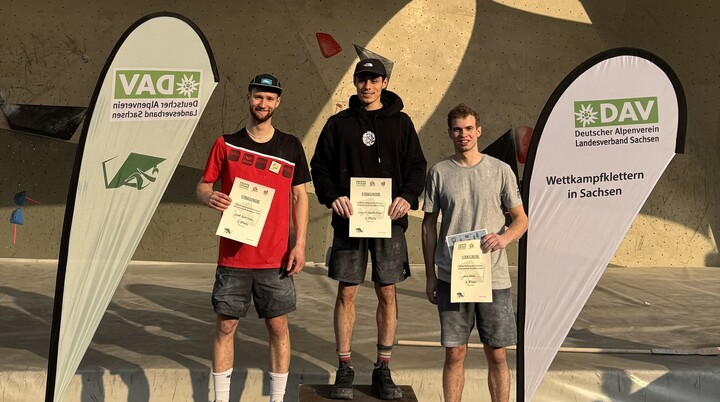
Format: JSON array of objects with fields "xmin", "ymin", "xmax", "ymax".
[{"xmin": 1, "ymin": 259, "xmax": 719, "ymax": 401}]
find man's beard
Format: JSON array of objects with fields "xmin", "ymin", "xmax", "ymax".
[{"xmin": 250, "ymin": 106, "xmax": 274, "ymax": 123}]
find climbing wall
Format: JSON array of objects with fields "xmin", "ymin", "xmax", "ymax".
[{"xmin": 0, "ymin": 0, "xmax": 717, "ymax": 266}]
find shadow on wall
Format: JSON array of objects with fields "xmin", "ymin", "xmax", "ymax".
[
  {"xmin": 2, "ymin": 0, "xmax": 718, "ymax": 266},
  {"xmin": 707, "ymin": 227, "xmax": 720, "ymax": 266},
  {"xmin": 0, "ymin": 280, "xmax": 336, "ymax": 401},
  {"xmin": 550, "ymin": 329, "xmax": 720, "ymax": 401},
  {"xmin": 0, "ymin": 127, "xmax": 205, "ymax": 206},
  {"xmin": 419, "ymin": 0, "xmax": 719, "ymax": 267},
  {"xmin": 0, "ymin": 285, "xmax": 151, "ymax": 402},
  {"xmin": 599, "ymin": 369, "xmax": 720, "ymax": 402},
  {"xmin": 579, "ymin": 0, "xmax": 720, "ymax": 267},
  {"xmin": 588, "ymin": 327, "xmax": 720, "ymax": 401}
]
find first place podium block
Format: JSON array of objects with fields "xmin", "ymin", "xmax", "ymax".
[{"xmin": 299, "ymin": 384, "xmax": 418, "ymax": 402}]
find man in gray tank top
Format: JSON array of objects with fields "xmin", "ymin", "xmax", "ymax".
[{"xmin": 421, "ymin": 103, "xmax": 528, "ymax": 402}]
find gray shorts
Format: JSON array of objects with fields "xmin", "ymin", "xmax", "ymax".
[
  {"xmin": 328, "ymin": 225, "xmax": 410, "ymax": 285},
  {"xmin": 211, "ymin": 266, "xmax": 296, "ymax": 319},
  {"xmin": 436, "ymin": 280, "xmax": 517, "ymax": 348}
]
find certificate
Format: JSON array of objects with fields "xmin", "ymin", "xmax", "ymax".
[
  {"xmin": 216, "ymin": 177, "xmax": 275, "ymax": 247},
  {"xmin": 450, "ymin": 239, "xmax": 492, "ymax": 303},
  {"xmin": 446, "ymin": 229, "xmax": 488, "ymax": 257},
  {"xmin": 349, "ymin": 177, "xmax": 391, "ymax": 238}
]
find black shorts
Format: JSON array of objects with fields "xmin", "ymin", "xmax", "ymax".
[
  {"xmin": 211, "ymin": 266, "xmax": 296, "ymax": 319},
  {"xmin": 328, "ymin": 225, "xmax": 410, "ymax": 285}
]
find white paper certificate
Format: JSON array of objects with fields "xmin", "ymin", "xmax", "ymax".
[
  {"xmin": 216, "ymin": 177, "xmax": 275, "ymax": 247},
  {"xmin": 446, "ymin": 228, "xmax": 488, "ymax": 257},
  {"xmin": 349, "ymin": 177, "xmax": 391, "ymax": 238},
  {"xmin": 450, "ymin": 239, "xmax": 492, "ymax": 303}
]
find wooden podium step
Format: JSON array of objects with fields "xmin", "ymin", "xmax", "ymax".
[{"xmin": 299, "ymin": 384, "xmax": 418, "ymax": 402}]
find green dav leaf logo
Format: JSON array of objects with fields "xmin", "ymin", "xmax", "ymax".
[
  {"xmin": 114, "ymin": 70, "xmax": 201, "ymax": 99},
  {"xmin": 102, "ymin": 153, "xmax": 166, "ymax": 190},
  {"xmin": 574, "ymin": 97, "xmax": 658, "ymax": 128}
]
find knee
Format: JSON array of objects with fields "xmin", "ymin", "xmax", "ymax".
[
  {"xmin": 375, "ymin": 283, "xmax": 396, "ymax": 304},
  {"xmin": 337, "ymin": 283, "xmax": 358, "ymax": 305},
  {"xmin": 265, "ymin": 316, "xmax": 289, "ymax": 338},
  {"xmin": 216, "ymin": 318, "xmax": 238, "ymax": 338},
  {"xmin": 484, "ymin": 346, "xmax": 507, "ymax": 366},
  {"xmin": 445, "ymin": 346, "xmax": 467, "ymax": 365}
]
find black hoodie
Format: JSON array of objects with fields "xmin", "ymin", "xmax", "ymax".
[{"xmin": 311, "ymin": 89, "xmax": 427, "ymax": 232}]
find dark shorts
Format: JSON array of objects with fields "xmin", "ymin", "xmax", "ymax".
[
  {"xmin": 436, "ymin": 280, "xmax": 517, "ymax": 348},
  {"xmin": 211, "ymin": 266, "xmax": 296, "ymax": 319},
  {"xmin": 328, "ymin": 225, "xmax": 410, "ymax": 285}
]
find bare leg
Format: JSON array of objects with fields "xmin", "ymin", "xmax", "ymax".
[
  {"xmin": 484, "ymin": 346, "xmax": 510, "ymax": 402},
  {"xmin": 334, "ymin": 282, "xmax": 359, "ymax": 354},
  {"xmin": 213, "ymin": 314, "xmax": 239, "ymax": 372},
  {"xmin": 265, "ymin": 315, "xmax": 291, "ymax": 373},
  {"xmin": 374, "ymin": 283, "xmax": 397, "ymax": 348},
  {"xmin": 443, "ymin": 345, "xmax": 467, "ymax": 402}
]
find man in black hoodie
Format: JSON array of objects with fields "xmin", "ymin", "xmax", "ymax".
[{"xmin": 311, "ymin": 59, "xmax": 426, "ymax": 400}]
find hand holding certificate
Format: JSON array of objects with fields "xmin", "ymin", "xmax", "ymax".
[
  {"xmin": 450, "ymin": 239, "xmax": 492, "ymax": 303},
  {"xmin": 216, "ymin": 177, "xmax": 275, "ymax": 247},
  {"xmin": 349, "ymin": 177, "xmax": 392, "ymax": 238},
  {"xmin": 446, "ymin": 229, "xmax": 488, "ymax": 258}
]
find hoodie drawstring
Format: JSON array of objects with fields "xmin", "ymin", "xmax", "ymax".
[{"xmin": 373, "ymin": 114, "xmax": 381, "ymax": 164}]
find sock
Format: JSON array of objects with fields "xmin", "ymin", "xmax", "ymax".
[
  {"xmin": 269, "ymin": 371, "xmax": 289, "ymax": 402},
  {"xmin": 337, "ymin": 350, "xmax": 352, "ymax": 367},
  {"xmin": 376, "ymin": 344, "xmax": 393, "ymax": 367},
  {"xmin": 212, "ymin": 368, "xmax": 232, "ymax": 402}
]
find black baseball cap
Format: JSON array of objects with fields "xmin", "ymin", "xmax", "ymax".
[
  {"xmin": 248, "ymin": 73, "xmax": 282, "ymax": 95},
  {"xmin": 353, "ymin": 58, "xmax": 387, "ymax": 77}
]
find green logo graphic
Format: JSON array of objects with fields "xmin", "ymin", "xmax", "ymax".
[
  {"xmin": 114, "ymin": 70, "xmax": 201, "ymax": 99},
  {"xmin": 102, "ymin": 153, "xmax": 166, "ymax": 190},
  {"xmin": 574, "ymin": 97, "xmax": 658, "ymax": 128}
]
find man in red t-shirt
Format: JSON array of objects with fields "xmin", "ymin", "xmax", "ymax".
[{"xmin": 196, "ymin": 73, "xmax": 310, "ymax": 402}]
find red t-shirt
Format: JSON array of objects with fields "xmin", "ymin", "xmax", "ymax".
[{"xmin": 202, "ymin": 128, "xmax": 310, "ymax": 268}]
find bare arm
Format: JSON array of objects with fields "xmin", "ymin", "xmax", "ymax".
[
  {"xmin": 481, "ymin": 204, "xmax": 528, "ymax": 252},
  {"xmin": 286, "ymin": 183, "xmax": 309, "ymax": 276},
  {"xmin": 196, "ymin": 178, "xmax": 231, "ymax": 212},
  {"xmin": 422, "ymin": 211, "xmax": 440, "ymax": 304}
]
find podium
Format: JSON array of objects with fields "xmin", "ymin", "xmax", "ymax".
[{"xmin": 299, "ymin": 384, "xmax": 418, "ymax": 402}]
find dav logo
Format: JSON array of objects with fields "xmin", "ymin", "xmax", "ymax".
[
  {"xmin": 114, "ymin": 69, "xmax": 201, "ymax": 99},
  {"xmin": 574, "ymin": 96, "xmax": 658, "ymax": 128},
  {"xmin": 102, "ymin": 152, "xmax": 165, "ymax": 190}
]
